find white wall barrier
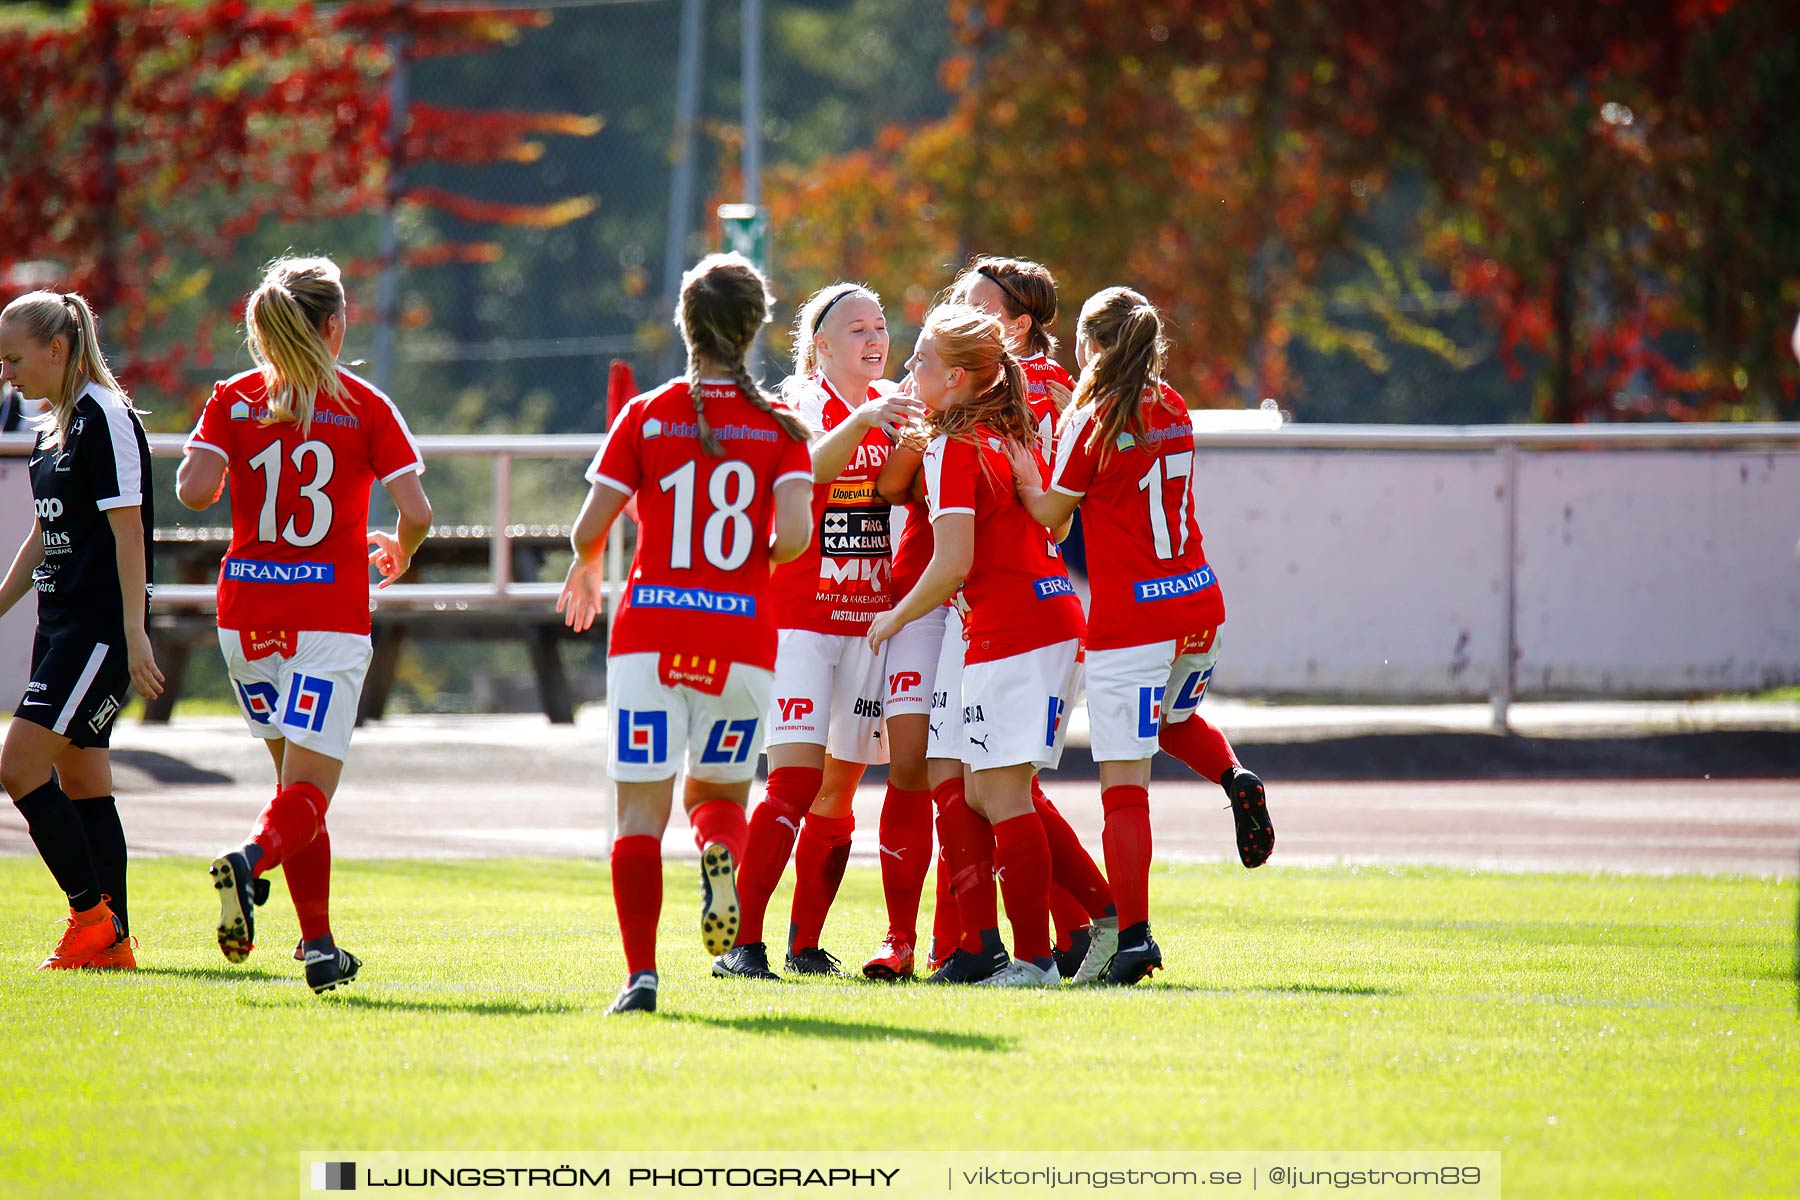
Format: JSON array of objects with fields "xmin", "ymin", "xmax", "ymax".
[{"xmin": 1, "ymin": 424, "xmax": 1794, "ymax": 729}]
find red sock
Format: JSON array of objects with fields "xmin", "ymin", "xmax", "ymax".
[
  {"xmin": 934, "ymin": 778, "xmax": 998, "ymax": 954},
  {"xmin": 928, "ymin": 848, "xmax": 958, "ymax": 962},
  {"xmin": 877, "ymin": 784, "xmax": 934, "ymax": 946},
  {"xmin": 250, "ymin": 782, "xmax": 328, "ymax": 874},
  {"xmin": 735, "ymin": 766, "xmax": 821, "ymax": 945},
  {"xmin": 789, "ymin": 812, "xmax": 854, "ymax": 953},
  {"xmin": 283, "ymin": 823, "xmax": 333, "ymax": 941},
  {"xmin": 1033, "ymin": 779, "xmax": 1114, "ymax": 923},
  {"xmin": 992, "ymin": 812, "xmax": 1053, "ymax": 964},
  {"xmin": 688, "ymin": 798, "xmax": 748, "ymax": 865},
  {"xmin": 1101, "ymin": 785, "xmax": 1153, "ymax": 930},
  {"xmin": 1159, "ymin": 716, "xmax": 1239, "ymax": 783},
  {"xmin": 610, "ymin": 834, "xmax": 662, "ymax": 977}
]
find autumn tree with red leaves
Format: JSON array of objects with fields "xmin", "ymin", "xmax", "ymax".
[{"xmin": 0, "ymin": 0, "xmax": 597, "ymax": 412}]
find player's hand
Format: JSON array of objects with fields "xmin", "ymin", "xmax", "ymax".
[
  {"xmin": 557, "ymin": 557, "xmax": 606, "ymax": 633},
  {"xmin": 126, "ymin": 628, "xmax": 164, "ymax": 700},
  {"xmin": 1046, "ymin": 379, "xmax": 1074, "ymax": 412},
  {"xmin": 367, "ymin": 530, "xmax": 412, "ymax": 589},
  {"xmin": 858, "ymin": 388, "xmax": 923, "ymax": 438},
  {"xmin": 1002, "ymin": 439, "xmax": 1043, "ymax": 493},
  {"xmin": 867, "ymin": 609, "xmax": 902, "ymax": 654}
]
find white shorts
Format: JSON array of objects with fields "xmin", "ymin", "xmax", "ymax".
[
  {"xmin": 926, "ymin": 605, "xmax": 966, "ymax": 761},
  {"xmin": 219, "ymin": 629, "xmax": 372, "ymax": 763},
  {"xmin": 1086, "ymin": 630, "xmax": 1224, "ymax": 762},
  {"xmin": 884, "ymin": 606, "xmax": 948, "ymax": 719},
  {"xmin": 607, "ymin": 652, "xmax": 775, "ymax": 784},
  {"xmin": 959, "ymin": 637, "xmax": 1084, "ymax": 772},
  {"xmin": 764, "ymin": 629, "xmax": 889, "ymax": 765}
]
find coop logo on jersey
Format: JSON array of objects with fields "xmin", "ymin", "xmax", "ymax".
[
  {"xmin": 1133, "ymin": 565, "xmax": 1217, "ymax": 602},
  {"xmin": 224, "ymin": 558, "xmax": 336, "ymax": 585},
  {"xmin": 235, "ymin": 680, "xmax": 280, "ymax": 725},
  {"xmin": 629, "ymin": 584, "xmax": 755, "ymax": 616},
  {"xmin": 283, "ymin": 674, "xmax": 334, "ymax": 733},
  {"xmin": 1137, "ymin": 686, "xmax": 1162, "ymax": 738},
  {"xmin": 616, "ymin": 709, "xmax": 669, "ymax": 765},
  {"xmin": 1033, "ymin": 575, "xmax": 1075, "ymax": 599},
  {"xmin": 34, "ymin": 498, "xmax": 63, "ymax": 520},
  {"xmin": 700, "ymin": 717, "xmax": 758, "ymax": 765}
]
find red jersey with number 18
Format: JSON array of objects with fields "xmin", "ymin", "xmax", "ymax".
[
  {"xmin": 922, "ymin": 426, "xmax": 1084, "ymax": 665},
  {"xmin": 187, "ymin": 367, "xmax": 425, "ymax": 635},
  {"xmin": 588, "ymin": 379, "xmax": 814, "ymax": 669},
  {"xmin": 1050, "ymin": 382, "xmax": 1224, "ymax": 651}
]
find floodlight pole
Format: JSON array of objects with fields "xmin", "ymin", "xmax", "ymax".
[
  {"xmin": 372, "ymin": 31, "xmax": 410, "ymax": 396},
  {"xmin": 660, "ymin": 0, "xmax": 707, "ymax": 379},
  {"xmin": 742, "ymin": 0, "xmax": 764, "ymax": 378}
]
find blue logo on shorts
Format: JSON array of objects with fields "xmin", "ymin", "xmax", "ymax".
[
  {"xmin": 617, "ymin": 709, "xmax": 669, "ymax": 765},
  {"xmin": 1171, "ymin": 666, "xmax": 1214, "ymax": 713},
  {"xmin": 1044, "ymin": 695, "xmax": 1066, "ymax": 747},
  {"xmin": 283, "ymin": 675, "xmax": 333, "ymax": 732},
  {"xmin": 1137, "ymin": 686, "xmax": 1162, "ymax": 738},
  {"xmin": 1132, "ymin": 565, "xmax": 1216, "ymax": 602},
  {"xmin": 236, "ymin": 680, "xmax": 279, "ymax": 725},
  {"xmin": 700, "ymin": 717, "xmax": 758, "ymax": 765},
  {"xmin": 1032, "ymin": 576, "xmax": 1075, "ymax": 599}
]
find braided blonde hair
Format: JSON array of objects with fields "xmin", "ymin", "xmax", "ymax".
[{"xmin": 676, "ymin": 253, "xmax": 809, "ymax": 454}]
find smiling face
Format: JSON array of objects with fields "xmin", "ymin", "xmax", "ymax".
[
  {"xmin": 814, "ymin": 293, "xmax": 887, "ymax": 387},
  {"xmin": 904, "ymin": 332, "xmax": 964, "ymax": 414},
  {"xmin": 0, "ymin": 317, "xmax": 68, "ymax": 403}
]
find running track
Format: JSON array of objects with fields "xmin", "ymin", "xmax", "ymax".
[{"xmin": 1, "ymin": 702, "xmax": 1793, "ymax": 877}]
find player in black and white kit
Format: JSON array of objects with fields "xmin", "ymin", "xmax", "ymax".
[{"xmin": 0, "ymin": 291, "xmax": 161, "ymax": 970}]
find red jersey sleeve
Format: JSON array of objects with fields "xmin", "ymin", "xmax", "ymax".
[
  {"xmin": 773, "ymin": 427, "xmax": 814, "ymax": 489},
  {"xmin": 923, "ymin": 433, "xmax": 977, "ymax": 520},
  {"xmin": 1051, "ymin": 403, "xmax": 1100, "ymax": 496},
  {"xmin": 366, "ymin": 388, "xmax": 425, "ymax": 484},
  {"xmin": 185, "ymin": 379, "xmax": 237, "ymax": 463},
  {"xmin": 588, "ymin": 396, "xmax": 646, "ymax": 495}
]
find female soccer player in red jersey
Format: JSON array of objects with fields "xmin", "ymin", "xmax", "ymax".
[
  {"xmin": 559, "ymin": 254, "xmax": 815, "ymax": 1015},
  {"xmin": 177, "ymin": 256, "xmax": 433, "ymax": 994},
  {"xmin": 948, "ymin": 255, "xmax": 1118, "ymax": 976},
  {"xmin": 0, "ymin": 291, "xmax": 160, "ymax": 970},
  {"xmin": 868, "ymin": 303, "xmax": 1085, "ymax": 988},
  {"xmin": 1010, "ymin": 287, "xmax": 1274, "ymax": 985},
  {"xmin": 713, "ymin": 283, "xmax": 916, "ymax": 982}
]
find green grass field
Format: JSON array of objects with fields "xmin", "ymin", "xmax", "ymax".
[{"xmin": 2, "ymin": 858, "xmax": 1793, "ymax": 1200}]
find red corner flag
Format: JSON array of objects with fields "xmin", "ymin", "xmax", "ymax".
[{"xmin": 606, "ymin": 359, "xmax": 637, "ymax": 430}]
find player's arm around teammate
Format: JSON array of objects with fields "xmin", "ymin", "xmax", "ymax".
[
  {"xmin": 1009, "ymin": 287, "xmax": 1274, "ymax": 987},
  {"xmin": 712, "ymin": 285, "xmax": 919, "ymax": 982},
  {"xmin": 0, "ymin": 290, "xmax": 159, "ymax": 970},
  {"xmin": 559, "ymin": 253, "xmax": 814, "ymax": 1015},
  {"xmin": 868, "ymin": 304, "xmax": 1085, "ymax": 988},
  {"xmin": 176, "ymin": 256, "xmax": 431, "ymax": 995}
]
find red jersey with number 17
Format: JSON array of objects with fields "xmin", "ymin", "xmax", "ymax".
[
  {"xmin": 1050, "ymin": 382, "xmax": 1224, "ymax": 651},
  {"xmin": 588, "ymin": 379, "xmax": 814, "ymax": 669},
  {"xmin": 922, "ymin": 426, "xmax": 1084, "ymax": 665},
  {"xmin": 186, "ymin": 367, "xmax": 425, "ymax": 635}
]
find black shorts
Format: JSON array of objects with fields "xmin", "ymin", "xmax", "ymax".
[{"xmin": 15, "ymin": 629, "xmax": 131, "ymax": 749}]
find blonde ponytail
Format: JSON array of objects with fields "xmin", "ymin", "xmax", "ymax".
[
  {"xmin": 245, "ymin": 256, "xmax": 349, "ymax": 428},
  {"xmin": 0, "ymin": 290, "xmax": 132, "ymax": 451}
]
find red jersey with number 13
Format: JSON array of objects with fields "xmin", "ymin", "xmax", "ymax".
[
  {"xmin": 187, "ymin": 367, "xmax": 424, "ymax": 635},
  {"xmin": 589, "ymin": 379, "xmax": 814, "ymax": 669}
]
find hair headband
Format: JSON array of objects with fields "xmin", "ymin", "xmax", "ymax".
[
  {"xmin": 812, "ymin": 286, "xmax": 864, "ymax": 330},
  {"xmin": 977, "ymin": 266, "xmax": 1033, "ymax": 315}
]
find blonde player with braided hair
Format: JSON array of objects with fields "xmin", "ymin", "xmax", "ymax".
[
  {"xmin": 560, "ymin": 252, "xmax": 815, "ymax": 1014},
  {"xmin": 1010, "ymin": 286, "xmax": 1274, "ymax": 986},
  {"xmin": 0, "ymin": 290, "xmax": 158, "ymax": 970},
  {"xmin": 178, "ymin": 255, "xmax": 432, "ymax": 994},
  {"xmin": 866, "ymin": 303, "xmax": 1085, "ymax": 987},
  {"xmin": 715, "ymin": 282, "xmax": 918, "ymax": 982}
]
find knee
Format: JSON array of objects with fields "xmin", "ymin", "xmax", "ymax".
[{"xmin": 0, "ymin": 748, "xmax": 48, "ymax": 803}]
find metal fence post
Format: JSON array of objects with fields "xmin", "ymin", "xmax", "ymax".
[
  {"xmin": 491, "ymin": 452, "xmax": 513, "ymax": 590},
  {"xmin": 1493, "ymin": 440, "xmax": 1520, "ymax": 733}
]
